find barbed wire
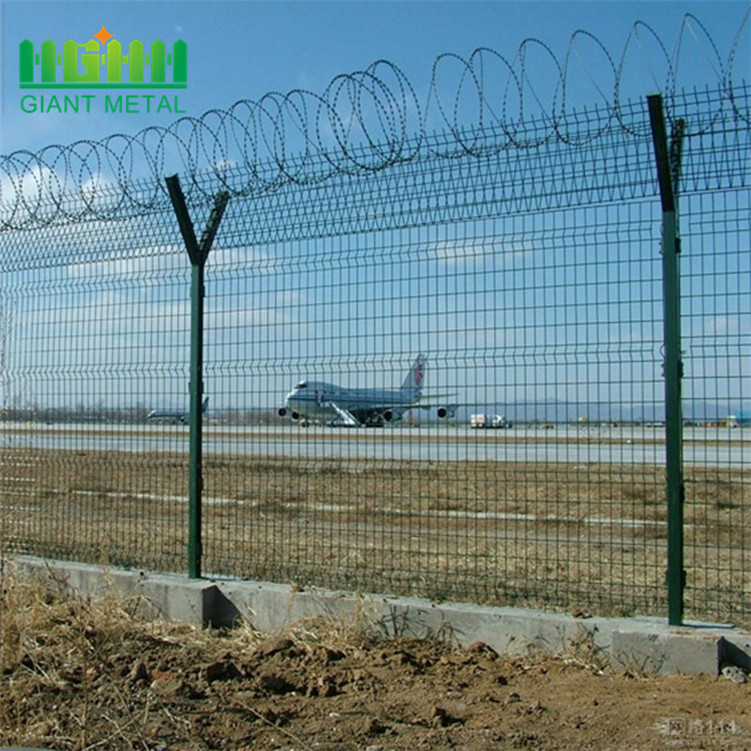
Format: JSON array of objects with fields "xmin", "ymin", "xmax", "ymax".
[{"xmin": 0, "ymin": 10, "xmax": 748, "ymax": 229}]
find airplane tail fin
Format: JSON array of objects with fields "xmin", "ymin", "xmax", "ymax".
[
  {"xmin": 401, "ymin": 355, "xmax": 425, "ymax": 398},
  {"xmin": 202, "ymin": 396, "xmax": 209, "ymax": 413}
]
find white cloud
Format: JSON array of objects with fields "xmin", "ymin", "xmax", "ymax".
[
  {"xmin": 66, "ymin": 242, "xmax": 278, "ymax": 283},
  {"xmin": 428, "ymin": 237, "xmax": 537, "ymax": 267},
  {"xmin": 66, "ymin": 244, "xmax": 186, "ymax": 282}
]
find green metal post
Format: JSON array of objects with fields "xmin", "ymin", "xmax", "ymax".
[
  {"xmin": 647, "ymin": 94, "xmax": 686, "ymax": 626},
  {"xmin": 188, "ymin": 260, "xmax": 205, "ymax": 579},
  {"xmin": 165, "ymin": 175, "xmax": 229, "ymax": 579}
]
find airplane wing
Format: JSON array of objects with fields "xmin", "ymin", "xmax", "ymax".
[
  {"xmin": 353, "ymin": 398, "xmax": 459, "ymax": 423},
  {"xmin": 414, "ymin": 403, "xmax": 458, "ymax": 418}
]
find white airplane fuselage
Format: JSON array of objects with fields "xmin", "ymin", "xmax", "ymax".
[
  {"xmin": 146, "ymin": 396, "xmax": 209, "ymax": 424},
  {"xmin": 278, "ymin": 356, "xmax": 454, "ymax": 427},
  {"xmin": 283, "ymin": 381, "xmax": 418, "ymax": 426}
]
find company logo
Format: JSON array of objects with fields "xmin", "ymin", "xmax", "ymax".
[
  {"xmin": 19, "ymin": 25, "xmax": 187, "ymax": 89},
  {"xmin": 414, "ymin": 362, "xmax": 424, "ymax": 387}
]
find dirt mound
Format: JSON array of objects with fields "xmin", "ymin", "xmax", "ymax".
[{"xmin": 0, "ymin": 569, "xmax": 749, "ymax": 750}]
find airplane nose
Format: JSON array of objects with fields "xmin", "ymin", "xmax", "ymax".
[{"xmin": 279, "ymin": 389, "xmax": 297, "ymax": 418}]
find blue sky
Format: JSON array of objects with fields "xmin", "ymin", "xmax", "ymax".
[
  {"xmin": 1, "ymin": 1, "xmax": 748, "ymax": 156},
  {"xmin": 0, "ymin": 1, "xmax": 748, "ymax": 417}
]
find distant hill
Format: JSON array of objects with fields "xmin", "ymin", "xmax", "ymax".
[{"xmin": 455, "ymin": 400, "xmax": 737, "ymax": 425}]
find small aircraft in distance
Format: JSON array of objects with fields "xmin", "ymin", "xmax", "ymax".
[
  {"xmin": 278, "ymin": 355, "xmax": 456, "ymax": 427},
  {"xmin": 146, "ymin": 396, "xmax": 209, "ymax": 424}
]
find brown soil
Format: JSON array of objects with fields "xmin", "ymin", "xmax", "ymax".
[{"xmin": 1, "ymin": 569, "xmax": 750, "ymax": 751}]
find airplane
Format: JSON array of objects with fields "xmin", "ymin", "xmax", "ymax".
[
  {"xmin": 277, "ymin": 356, "xmax": 456, "ymax": 427},
  {"xmin": 146, "ymin": 396, "xmax": 209, "ymax": 424}
]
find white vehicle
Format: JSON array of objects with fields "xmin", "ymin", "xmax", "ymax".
[{"xmin": 470, "ymin": 413, "xmax": 511, "ymax": 429}]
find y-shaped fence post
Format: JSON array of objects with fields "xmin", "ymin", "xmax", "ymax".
[
  {"xmin": 647, "ymin": 94, "xmax": 686, "ymax": 626},
  {"xmin": 166, "ymin": 175, "xmax": 230, "ymax": 579}
]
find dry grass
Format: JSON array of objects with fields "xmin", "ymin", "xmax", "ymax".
[
  {"xmin": 0, "ymin": 561, "xmax": 388, "ymax": 750},
  {"xmin": 1, "ymin": 448, "xmax": 750, "ymax": 625},
  {"xmin": 5, "ymin": 564, "xmax": 749, "ymax": 751}
]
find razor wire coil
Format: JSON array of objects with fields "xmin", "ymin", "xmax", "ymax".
[{"xmin": 0, "ymin": 11, "xmax": 749, "ymax": 229}]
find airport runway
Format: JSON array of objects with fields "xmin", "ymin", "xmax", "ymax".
[{"xmin": 1, "ymin": 423, "xmax": 748, "ymax": 466}]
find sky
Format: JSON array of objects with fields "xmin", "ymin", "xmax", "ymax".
[
  {"xmin": 0, "ymin": 0, "xmax": 748, "ymax": 156},
  {"xmin": 0, "ymin": 1, "xmax": 748, "ymax": 417}
]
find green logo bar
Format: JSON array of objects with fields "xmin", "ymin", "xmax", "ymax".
[{"xmin": 19, "ymin": 26, "xmax": 188, "ymax": 89}]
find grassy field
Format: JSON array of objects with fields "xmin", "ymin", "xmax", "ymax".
[{"xmin": 1, "ymin": 446, "xmax": 750, "ymax": 625}]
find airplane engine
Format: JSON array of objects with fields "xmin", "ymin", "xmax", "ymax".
[
  {"xmin": 291, "ymin": 411, "xmax": 301, "ymax": 421},
  {"xmin": 278, "ymin": 407, "xmax": 287, "ymax": 417},
  {"xmin": 382, "ymin": 409, "xmax": 393, "ymax": 422},
  {"xmin": 436, "ymin": 405, "xmax": 457, "ymax": 419}
]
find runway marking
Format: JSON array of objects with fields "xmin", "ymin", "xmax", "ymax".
[{"xmin": 55, "ymin": 489, "xmax": 672, "ymax": 529}]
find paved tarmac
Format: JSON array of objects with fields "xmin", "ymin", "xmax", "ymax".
[{"xmin": 1, "ymin": 423, "xmax": 748, "ymax": 466}]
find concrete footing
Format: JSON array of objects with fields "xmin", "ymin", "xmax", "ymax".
[{"xmin": 11, "ymin": 556, "xmax": 751, "ymax": 676}]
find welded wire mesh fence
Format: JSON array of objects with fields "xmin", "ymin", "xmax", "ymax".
[{"xmin": 0, "ymin": 50, "xmax": 748, "ymax": 623}]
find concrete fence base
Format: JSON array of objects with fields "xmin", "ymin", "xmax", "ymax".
[{"xmin": 10, "ymin": 556, "xmax": 751, "ymax": 677}]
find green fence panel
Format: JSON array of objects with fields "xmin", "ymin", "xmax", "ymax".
[{"xmin": 0, "ymin": 45, "xmax": 748, "ymax": 625}]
